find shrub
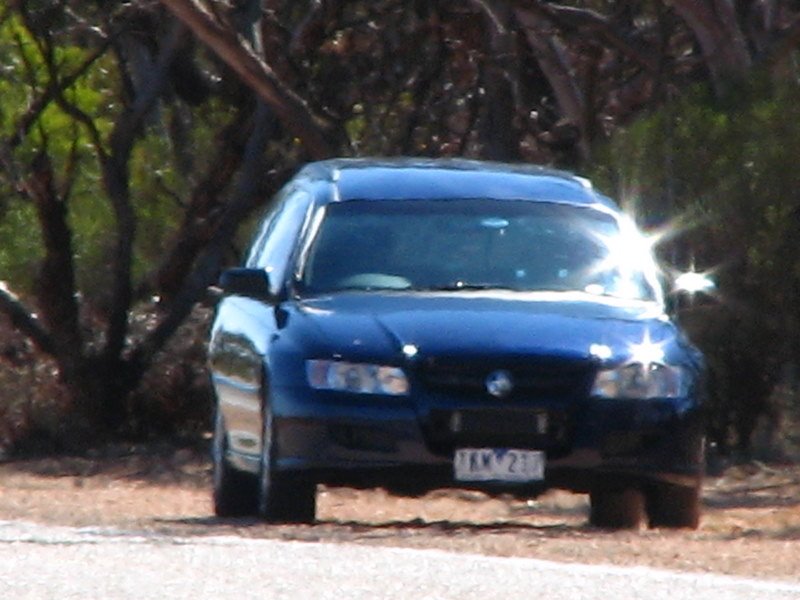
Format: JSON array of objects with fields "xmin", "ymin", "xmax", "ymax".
[{"xmin": 595, "ymin": 82, "xmax": 800, "ymax": 455}]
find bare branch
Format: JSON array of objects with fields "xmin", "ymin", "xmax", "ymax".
[
  {"xmin": 519, "ymin": 0, "xmax": 660, "ymax": 73},
  {"xmin": 399, "ymin": 13, "xmax": 447, "ymax": 154},
  {"xmin": 761, "ymin": 14, "xmax": 800, "ymax": 70},
  {"xmin": 63, "ymin": 5, "xmax": 110, "ymax": 44},
  {"xmin": 472, "ymin": 0, "xmax": 510, "ymax": 35},
  {"xmin": 52, "ymin": 88, "xmax": 107, "ymax": 161},
  {"xmin": 131, "ymin": 0, "xmax": 281, "ymax": 373},
  {"xmin": 5, "ymin": 37, "xmax": 113, "ymax": 152},
  {"xmin": 0, "ymin": 142, "xmax": 26, "ymax": 198},
  {"xmin": 129, "ymin": 104, "xmax": 285, "ymax": 380},
  {"xmin": 288, "ymin": 0, "xmax": 338, "ymax": 55},
  {"xmin": 0, "ymin": 284, "xmax": 55, "ymax": 357},
  {"xmin": 137, "ymin": 108, "xmax": 251, "ymax": 301},
  {"xmin": 101, "ymin": 17, "xmax": 187, "ymax": 363},
  {"xmin": 515, "ymin": 8, "xmax": 588, "ymax": 157},
  {"xmin": 468, "ymin": 0, "xmax": 522, "ymax": 161},
  {"xmin": 25, "ymin": 151, "xmax": 82, "ymax": 358},
  {"xmin": 60, "ymin": 128, "xmax": 81, "ymax": 205},
  {"xmin": 159, "ymin": 0, "xmax": 338, "ymax": 159}
]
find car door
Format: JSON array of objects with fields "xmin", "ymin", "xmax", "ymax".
[{"xmin": 209, "ymin": 187, "xmax": 314, "ymax": 464}]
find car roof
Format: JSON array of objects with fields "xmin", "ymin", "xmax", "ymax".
[{"xmin": 295, "ymin": 157, "xmax": 617, "ymax": 210}]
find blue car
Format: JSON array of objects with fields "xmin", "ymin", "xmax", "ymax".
[{"xmin": 208, "ymin": 158, "xmax": 706, "ymax": 529}]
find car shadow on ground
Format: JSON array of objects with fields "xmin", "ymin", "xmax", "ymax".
[
  {"xmin": 154, "ymin": 514, "xmax": 601, "ymax": 543},
  {"xmin": 154, "ymin": 509, "xmax": 800, "ymax": 544},
  {"xmin": 7, "ymin": 444, "xmax": 800, "ymax": 543}
]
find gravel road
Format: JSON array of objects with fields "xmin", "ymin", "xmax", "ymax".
[{"xmin": 1, "ymin": 521, "xmax": 799, "ymax": 600}]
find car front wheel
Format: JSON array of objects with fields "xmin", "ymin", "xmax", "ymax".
[
  {"xmin": 258, "ymin": 397, "xmax": 316, "ymax": 523},
  {"xmin": 211, "ymin": 408, "xmax": 258, "ymax": 517}
]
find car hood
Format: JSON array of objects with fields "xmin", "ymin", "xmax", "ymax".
[{"xmin": 290, "ymin": 291, "xmax": 687, "ymax": 365}]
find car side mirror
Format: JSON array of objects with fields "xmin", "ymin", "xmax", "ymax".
[{"xmin": 216, "ymin": 268, "xmax": 275, "ymax": 301}]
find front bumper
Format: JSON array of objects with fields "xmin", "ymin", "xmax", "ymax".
[{"xmin": 264, "ymin": 385, "xmax": 704, "ymax": 494}]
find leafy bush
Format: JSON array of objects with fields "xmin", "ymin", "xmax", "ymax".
[
  {"xmin": 0, "ymin": 317, "xmax": 71, "ymax": 455},
  {"xmin": 595, "ymin": 81, "xmax": 800, "ymax": 456}
]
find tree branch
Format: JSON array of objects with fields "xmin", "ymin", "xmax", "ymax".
[
  {"xmin": 761, "ymin": 14, "xmax": 800, "ymax": 71},
  {"xmin": 129, "ymin": 104, "xmax": 285, "ymax": 381},
  {"xmin": 129, "ymin": 0, "xmax": 282, "ymax": 376},
  {"xmin": 138, "ymin": 0, "xmax": 274, "ymax": 302},
  {"xmin": 26, "ymin": 151, "xmax": 82, "ymax": 360},
  {"xmin": 0, "ymin": 284, "xmax": 55, "ymax": 357},
  {"xmin": 471, "ymin": 0, "xmax": 522, "ymax": 160},
  {"xmin": 519, "ymin": 0, "xmax": 660, "ymax": 73},
  {"xmin": 159, "ymin": 0, "xmax": 338, "ymax": 159},
  {"xmin": 287, "ymin": 0, "xmax": 340, "ymax": 55},
  {"xmin": 101, "ymin": 16, "xmax": 186, "ymax": 363},
  {"xmin": 667, "ymin": 0, "xmax": 752, "ymax": 95},
  {"xmin": 137, "ymin": 108, "xmax": 251, "ymax": 301},
  {"xmin": 515, "ymin": 7, "xmax": 588, "ymax": 158},
  {"xmin": 5, "ymin": 31, "xmax": 113, "ymax": 152}
]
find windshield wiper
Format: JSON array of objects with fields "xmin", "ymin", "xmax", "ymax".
[{"xmin": 418, "ymin": 282, "xmax": 519, "ymax": 292}]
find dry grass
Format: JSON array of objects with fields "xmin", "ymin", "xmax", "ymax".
[{"xmin": 0, "ymin": 445, "xmax": 799, "ymax": 582}]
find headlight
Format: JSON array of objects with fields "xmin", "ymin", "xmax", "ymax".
[
  {"xmin": 306, "ymin": 360, "xmax": 409, "ymax": 396},
  {"xmin": 591, "ymin": 362, "xmax": 688, "ymax": 399}
]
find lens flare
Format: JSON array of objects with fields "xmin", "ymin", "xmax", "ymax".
[
  {"xmin": 674, "ymin": 270, "xmax": 716, "ymax": 294},
  {"xmin": 579, "ymin": 213, "xmax": 662, "ymax": 300},
  {"xmin": 628, "ymin": 330, "xmax": 666, "ymax": 365},
  {"xmin": 613, "ymin": 188, "xmax": 725, "ymax": 306}
]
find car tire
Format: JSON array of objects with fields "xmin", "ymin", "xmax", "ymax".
[
  {"xmin": 645, "ymin": 481, "xmax": 701, "ymax": 529},
  {"xmin": 212, "ymin": 408, "xmax": 258, "ymax": 517},
  {"xmin": 258, "ymin": 395, "xmax": 316, "ymax": 523},
  {"xmin": 589, "ymin": 485, "xmax": 645, "ymax": 529}
]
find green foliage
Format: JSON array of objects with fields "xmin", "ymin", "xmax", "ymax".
[
  {"xmin": 596, "ymin": 81, "xmax": 800, "ymax": 453},
  {"xmin": 601, "ymin": 83, "xmax": 800, "ymax": 297},
  {"xmin": 0, "ymin": 12, "xmax": 114, "ymax": 294},
  {"xmin": 0, "ymin": 11, "xmax": 229, "ymax": 297},
  {"xmin": 0, "ymin": 203, "xmax": 42, "ymax": 288},
  {"xmin": 0, "ymin": 5, "xmax": 238, "ymax": 445}
]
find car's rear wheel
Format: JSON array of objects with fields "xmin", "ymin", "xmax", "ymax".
[
  {"xmin": 645, "ymin": 481, "xmax": 701, "ymax": 529},
  {"xmin": 212, "ymin": 408, "xmax": 258, "ymax": 517},
  {"xmin": 589, "ymin": 484, "xmax": 645, "ymax": 529},
  {"xmin": 258, "ymin": 397, "xmax": 316, "ymax": 523}
]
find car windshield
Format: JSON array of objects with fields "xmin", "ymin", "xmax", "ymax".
[{"xmin": 298, "ymin": 199, "xmax": 659, "ymax": 301}]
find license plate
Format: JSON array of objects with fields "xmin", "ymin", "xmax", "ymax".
[{"xmin": 454, "ymin": 448, "xmax": 545, "ymax": 483}]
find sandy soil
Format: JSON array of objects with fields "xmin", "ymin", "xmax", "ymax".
[{"xmin": 0, "ymin": 445, "xmax": 798, "ymax": 582}]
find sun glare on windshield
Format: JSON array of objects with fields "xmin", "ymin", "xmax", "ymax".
[{"xmin": 300, "ymin": 199, "xmax": 660, "ymax": 301}]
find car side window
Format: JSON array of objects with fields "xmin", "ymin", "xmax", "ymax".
[{"xmin": 247, "ymin": 189, "xmax": 313, "ymax": 295}]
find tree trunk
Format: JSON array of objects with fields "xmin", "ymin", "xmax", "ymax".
[
  {"xmin": 27, "ymin": 152, "xmax": 82, "ymax": 361},
  {"xmin": 515, "ymin": 8, "xmax": 589, "ymax": 161},
  {"xmin": 475, "ymin": 0, "xmax": 521, "ymax": 161},
  {"xmin": 128, "ymin": 0, "xmax": 282, "ymax": 383},
  {"xmin": 667, "ymin": 0, "xmax": 752, "ymax": 96}
]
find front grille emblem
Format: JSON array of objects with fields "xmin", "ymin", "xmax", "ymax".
[{"xmin": 485, "ymin": 370, "xmax": 514, "ymax": 398}]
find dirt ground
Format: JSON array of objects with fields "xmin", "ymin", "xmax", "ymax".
[{"xmin": 0, "ymin": 444, "xmax": 799, "ymax": 583}]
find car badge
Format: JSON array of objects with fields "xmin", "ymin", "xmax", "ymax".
[{"xmin": 485, "ymin": 370, "xmax": 514, "ymax": 398}]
